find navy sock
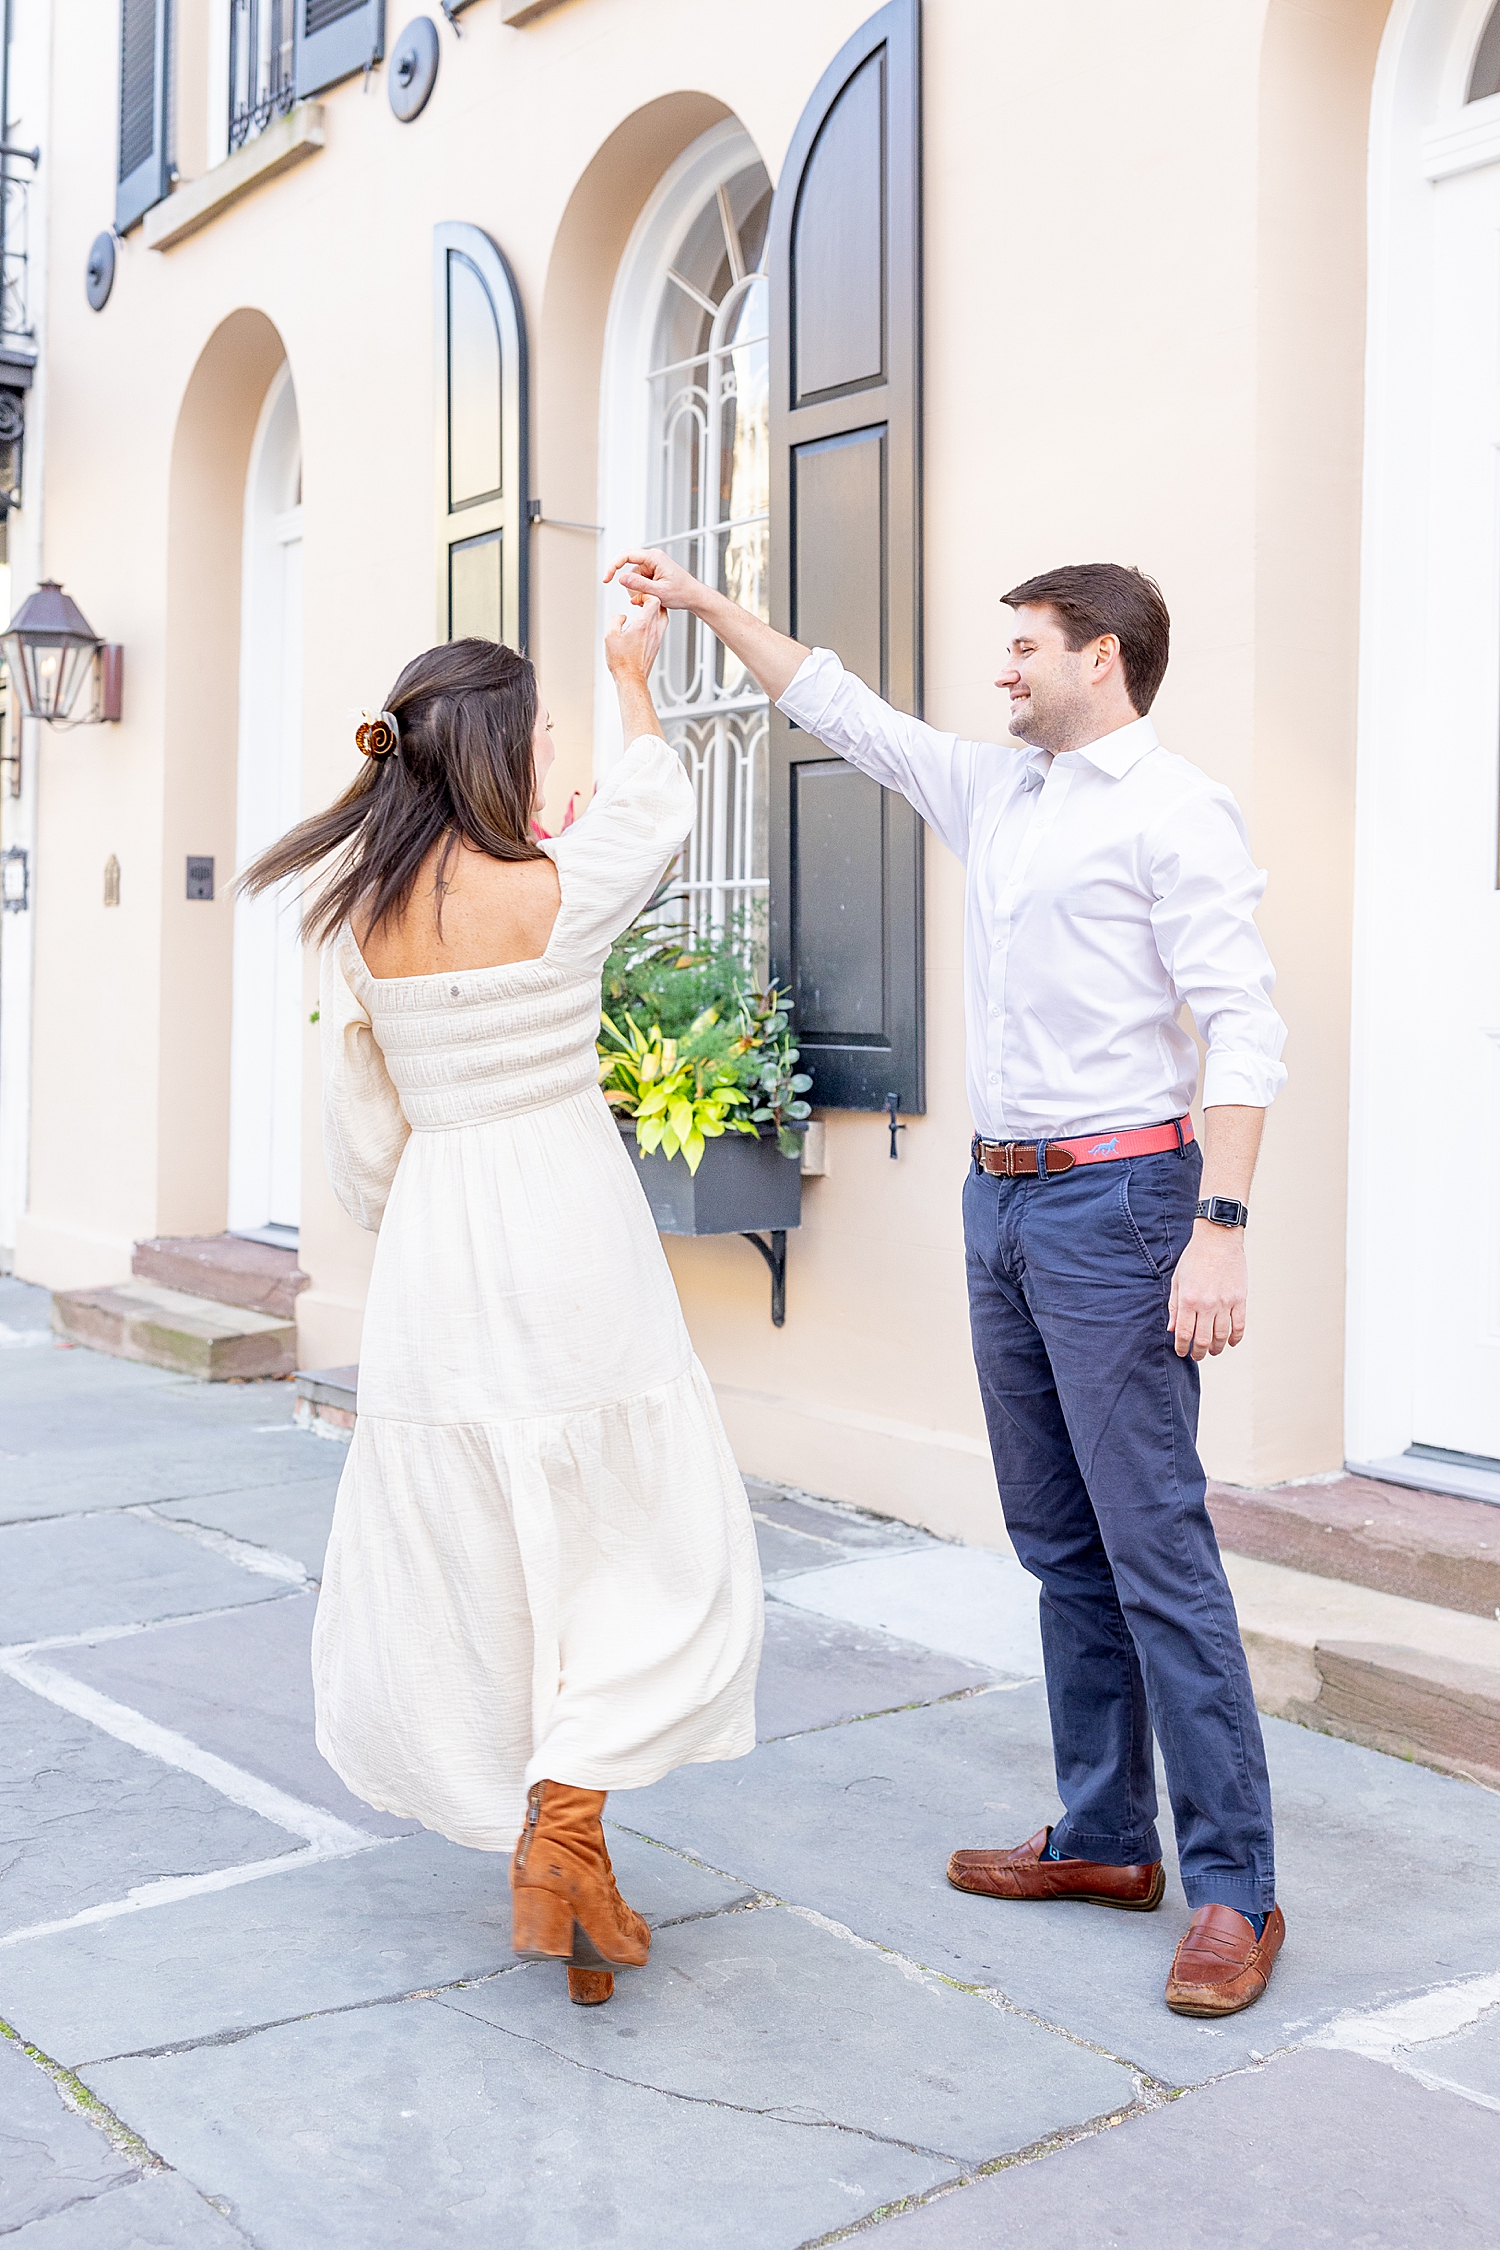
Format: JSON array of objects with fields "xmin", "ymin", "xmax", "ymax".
[
  {"xmin": 1204, "ymin": 1906, "xmax": 1267, "ymax": 1938},
  {"xmin": 1043, "ymin": 1833, "xmax": 1071, "ymax": 1861}
]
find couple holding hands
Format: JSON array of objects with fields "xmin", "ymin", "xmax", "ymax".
[{"xmin": 245, "ymin": 545, "xmax": 1287, "ymax": 2020}]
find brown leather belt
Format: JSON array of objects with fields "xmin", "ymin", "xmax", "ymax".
[{"xmin": 973, "ymin": 1114, "xmax": 1194, "ymax": 1178}]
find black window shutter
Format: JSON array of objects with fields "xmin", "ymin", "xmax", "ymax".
[
  {"xmin": 295, "ymin": 0, "xmax": 385, "ymax": 101},
  {"xmin": 116, "ymin": 0, "xmax": 171, "ymax": 233},
  {"xmin": 433, "ymin": 223, "xmax": 529, "ymax": 651},
  {"xmin": 767, "ymin": 0, "xmax": 924, "ymax": 1115}
]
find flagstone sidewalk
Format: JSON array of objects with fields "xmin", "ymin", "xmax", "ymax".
[{"xmin": 2, "ymin": 1271, "xmax": 1497, "ymax": 2248}]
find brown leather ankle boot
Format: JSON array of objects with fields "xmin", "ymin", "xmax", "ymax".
[
  {"xmin": 511, "ymin": 1781, "xmax": 651, "ymax": 1970},
  {"xmin": 567, "ymin": 1967, "xmax": 615, "ymax": 2005}
]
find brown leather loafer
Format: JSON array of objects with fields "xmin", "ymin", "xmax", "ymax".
[
  {"xmin": 1165, "ymin": 1902, "xmax": 1285, "ymax": 2016},
  {"xmin": 947, "ymin": 1825, "xmax": 1165, "ymax": 1910}
]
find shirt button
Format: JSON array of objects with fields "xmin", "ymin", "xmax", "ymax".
[{"xmin": 450, "ymin": 985, "xmax": 461, "ymax": 999}]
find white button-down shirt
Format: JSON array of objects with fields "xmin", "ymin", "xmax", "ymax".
[{"xmin": 778, "ymin": 650, "xmax": 1287, "ymax": 1141}]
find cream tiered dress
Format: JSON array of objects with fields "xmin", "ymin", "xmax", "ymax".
[{"xmin": 310, "ymin": 735, "xmax": 763, "ymax": 1849}]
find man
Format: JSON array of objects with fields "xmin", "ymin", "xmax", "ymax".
[{"xmin": 604, "ymin": 549, "xmax": 1288, "ymax": 2018}]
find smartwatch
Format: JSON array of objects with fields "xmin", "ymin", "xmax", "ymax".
[{"xmin": 1195, "ymin": 1197, "xmax": 1249, "ymax": 1230}]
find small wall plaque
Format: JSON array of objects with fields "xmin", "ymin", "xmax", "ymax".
[
  {"xmin": 186, "ymin": 856, "xmax": 214, "ymax": 900},
  {"xmin": 1, "ymin": 844, "xmax": 27, "ymax": 912},
  {"xmin": 103, "ymin": 854, "xmax": 120, "ymax": 907}
]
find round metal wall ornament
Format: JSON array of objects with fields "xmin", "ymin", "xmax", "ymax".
[
  {"xmin": 85, "ymin": 231, "xmax": 116, "ymax": 312},
  {"xmin": 388, "ymin": 17, "xmax": 440, "ymax": 122}
]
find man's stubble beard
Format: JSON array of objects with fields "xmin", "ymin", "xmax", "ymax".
[{"xmin": 1008, "ymin": 675, "xmax": 1091, "ymax": 756}]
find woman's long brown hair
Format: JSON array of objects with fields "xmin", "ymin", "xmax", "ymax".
[{"xmin": 239, "ymin": 638, "xmax": 545, "ymax": 944}]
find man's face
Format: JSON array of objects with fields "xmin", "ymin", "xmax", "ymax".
[{"xmin": 995, "ymin": 604, "xmax": 1096, "ymax": 752}]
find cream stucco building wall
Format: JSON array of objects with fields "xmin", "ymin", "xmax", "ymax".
[{"xmin": 10, "ymin": 0, "xmax": 1395, "ymax": 1542}]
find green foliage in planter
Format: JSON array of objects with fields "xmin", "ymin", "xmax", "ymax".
[
  {"xmin": 599, "ymin": 919, "xmax": 813, "ymax": 1167},
  {"xmin": 598, "ymin": 1008, "xmax": 756, "ymax": 1174}
]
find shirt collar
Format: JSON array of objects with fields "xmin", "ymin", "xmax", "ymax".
[{"xmin": 1065, "ymin": 714, "xmax": 1160, "ymax": 779}]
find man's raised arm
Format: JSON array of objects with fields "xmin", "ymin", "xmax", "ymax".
[
  {"xmin": 605, "ymin": 549, "xmax": 809, "ymax": 701},
  {"xmin": 604, "ymin": 548, "xmax": 980, "ymax": 863}
]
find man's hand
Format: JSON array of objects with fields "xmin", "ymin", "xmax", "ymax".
[
  {"xmin": 605, "ymin": 548, "xmax": 705, "ymax": 614},
  {"xmin": 1167, "ymin": 1102, "xmax": 1263, "ymax": 1361},
  {"xmin": 1168, "ymin": 1223, "xmax": 1248, "ymax": 1361}
]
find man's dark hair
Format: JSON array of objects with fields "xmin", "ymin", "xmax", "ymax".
[{"xmin": 1002, "ymin": 563, "xmax": 1171, "ymax": 714}]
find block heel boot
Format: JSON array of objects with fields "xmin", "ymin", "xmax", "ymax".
[{"xmin": 511, "ymin": 1781, "xmax": 651, "ymax": 1997}]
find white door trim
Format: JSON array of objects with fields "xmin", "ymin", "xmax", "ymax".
[
  {"xmin": 1348, "ymin": 0, "xmax": 1500, "ymax": 1461},
  {"xmin": 228, "ymin": 363, "xmax": 303, "ymax": 1237}
]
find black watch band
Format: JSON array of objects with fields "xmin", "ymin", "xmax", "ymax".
[{"xmin": 1195, "ymin": 1197, "xmax": 1249, "ymax": 1230}]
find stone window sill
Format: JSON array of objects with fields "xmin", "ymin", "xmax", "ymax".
[{"xmin": 143, "ymin": 104, "xmax": 326, "ymax": 253}]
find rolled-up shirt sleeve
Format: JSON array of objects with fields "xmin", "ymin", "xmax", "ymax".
[
  {"xmin": 1148, "ymin": 789, "xmax": 1288, "ymax": 1110},
  {"xmin": 777, "ymin": 648, "xmax": 982, "ymax": 864}
]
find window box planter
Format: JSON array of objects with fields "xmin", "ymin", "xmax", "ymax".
[
  {"xmin": 617, "ymin": 1121, "xmax": 802, "ymax": 1322},
  {"xmin": 617, "ymin": 1119, "xmax": 802, "ymax": 1234}
]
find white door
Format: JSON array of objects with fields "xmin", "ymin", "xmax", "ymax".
[
  {"xmin": 228, "ymin": 367, "xmax": 304, "ymax": 1239},
  {"xmin": 1407, "ymin": 157, "xmax": 1500, "ymax": 1458}
]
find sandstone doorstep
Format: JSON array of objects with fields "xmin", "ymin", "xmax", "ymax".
[
  {"xmin": 1225, "ymin": 1549, "xmax": 1500, "ymax": 1792},
  {"xmin": 51, "ymin": 1280, "xmax": 297, "ymax": 1380},
  {"xmin": 294, "ymin": 1364, "xmax": 358, "ymax": 1441},
  {"xmin": 131, "ymin": 1233, "xmax": 309, "ymax": 1321},
  {"xmin": 1311, "ymin": 1643, "xmax": 1500, "ymax": 1791},
  {"xmin": 1208, "ymin": 1472, "xmax": 1500, "ymax": 1621}
]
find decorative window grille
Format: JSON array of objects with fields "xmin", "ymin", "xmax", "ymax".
[
  {"xmin": 645, "ymin": 164, "xmax": 773, "ymax": 949},
  {"xmin": 230, "ymin": 0, "xmax": 296, "ymax": 150},
  {"xmin": 0, "ymin": 165, "xmax": 31, "ymax": 344}
]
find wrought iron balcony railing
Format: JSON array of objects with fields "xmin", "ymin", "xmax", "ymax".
[
  {"xmin": 0, "ymin": 146, "xmax": 37, "ymax": 346},
  {"xmin": 229, "ymin": 0, "xmax": 296, "ymax": 152}
]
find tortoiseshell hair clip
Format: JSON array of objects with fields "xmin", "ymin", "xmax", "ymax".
[{"xmin": 355, "ymin": 710, "xmax": 401, "ymax": 759}]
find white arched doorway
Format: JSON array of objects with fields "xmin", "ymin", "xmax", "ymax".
[
  {"xmin": 228, "ymin": 363, "xmax": 303, "ymax": 1242},
  {"xmin": 598, "ymin": 121, "xmax": 772, "ymax": 945},
  {"xmin": 1350, "ymin": 0, "xmax": 1500, "ymax": 1490}
]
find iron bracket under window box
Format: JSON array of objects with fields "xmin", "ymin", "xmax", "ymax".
[{"xmin": 617, "ymin": 1121, "xmax": 801, "ymax": 1326}]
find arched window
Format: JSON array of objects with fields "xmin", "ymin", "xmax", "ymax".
[
  {"xmin": 434, "ymin": 224, "xmax": 529, "ymax": 651},
  {"xmin": 602, "ymin": 128, "xmax": 772, "ymax": 945},
  {"xmin": 1469, "ymin": 3, "xmax": 1500, "ymax": 101}
]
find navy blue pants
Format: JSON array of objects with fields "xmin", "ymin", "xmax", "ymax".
[{"xmin": 963, "ymin": 1144, "xmax": 1276, "ymax": 1915}]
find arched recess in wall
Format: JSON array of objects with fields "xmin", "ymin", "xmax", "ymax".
[
  {"xmin": 530, "ymin": 91, "xmax": 733, "ymax": 830},
  {"xmin": 161, "ymin": 309, "xmax": 291, "ymax": 1239}
]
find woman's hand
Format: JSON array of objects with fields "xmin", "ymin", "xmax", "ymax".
[
  {"xmin": 606, "ymin": 595, "xmax": 668, "ymax": 745},
  {"xmin": 604, "ymin": 593, "xmax": 667, "ymax": 681}
]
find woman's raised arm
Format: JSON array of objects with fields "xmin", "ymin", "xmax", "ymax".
[{"xmin": 604, "ymin": 594, "xmax": 669, "ymax": 743}]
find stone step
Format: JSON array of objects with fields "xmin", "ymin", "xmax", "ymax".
[
  {"xmin": 1225, "ymin": 1551, "xmax": 1500, "ymax": 1791},
  {"xmin": 131, "ymin": 1232, "xmax": 309, "ymax": 1321},
  {"xmin": 52, "ymin": 1280, "xmax": 297, "ymax": 1381},
  {"xmin": 1208, "ymin": 1471, "xmax": 1500, "ymax": 1620},
  {"xmin": 294, "ymin": 1364, "xmax": 358, "ymax": 1441}
]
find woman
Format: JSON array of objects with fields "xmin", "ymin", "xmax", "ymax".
[{"xmin": 242, "ymin": 601, "xmax": 763, "ymax": 2007}]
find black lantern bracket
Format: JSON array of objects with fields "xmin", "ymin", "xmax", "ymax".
[{"xmin": 740, "ymin": 1229, "xmax": 788, "ymax": 1326}]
